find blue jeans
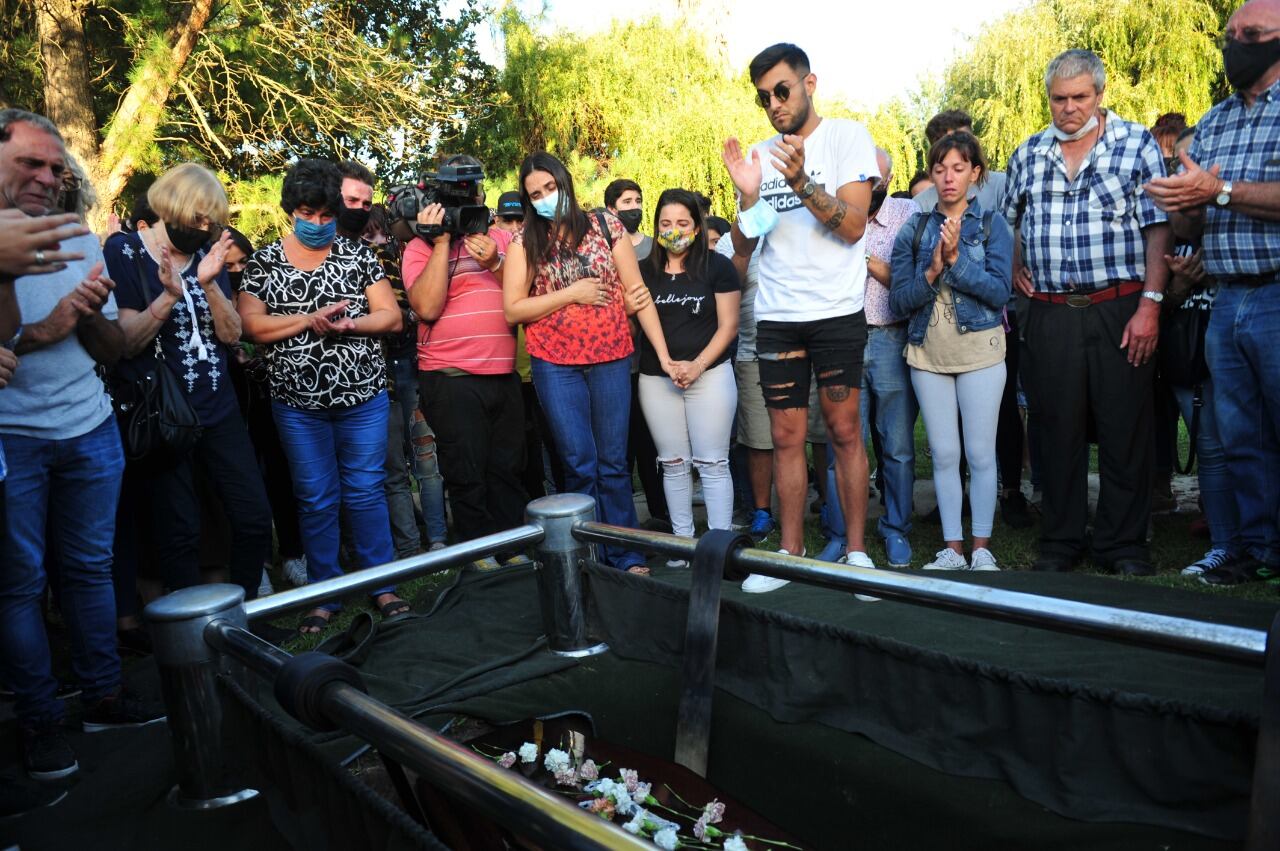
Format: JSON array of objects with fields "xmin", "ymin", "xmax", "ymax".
[
  {"xmin": 0, "ymin": 416, "xmax": 123, "ymax": 724},
  {"xmin": 1205, "ymin": 284, "xmax": 1280, "ymax": 567},
  {"xmin": 391, "ymin": 356, "xmax": 448, "ymax": 543},
  {"xmin": 273, "ymin": 393, "xmax": 397, "ymax": 612},
  {"xmin": 825, "ymin": 325, "xmax": 917, "ymax": 541},
  {"xmin": 531, "ymin": 357, "xmax": 644, "ymax": 569},
  {"xmin": 1171, "ymin": 380, "xmax": 1239, "ymax": 554}
]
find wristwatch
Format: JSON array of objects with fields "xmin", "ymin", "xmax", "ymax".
[
  {"xmin": 1215, "ymin": 180, "xmax": 1233, "ymax": 207},
  {"xmin": 1141, "ymin": 290, "xmax": 1165, "ymax": 304},
  {"xmin": 796, "ymin": 179, "xmax": 818, "ymax": 200}
]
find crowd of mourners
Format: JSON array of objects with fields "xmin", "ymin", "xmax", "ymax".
[{"xmin": 1, "ymin": 0, "xmax": 1278, "ymax": 810}]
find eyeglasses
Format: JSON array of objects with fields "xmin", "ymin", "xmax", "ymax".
[
  {"xmin": 1217, "ymin": 26, "xmax": 1280, "ymax": 49},
  {"xmin": 756, "ymin": 78, "xmax": 805, "ymax": 110}
]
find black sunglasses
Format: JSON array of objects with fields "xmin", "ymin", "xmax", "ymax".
[{"xmin": 756, "ymin": 78, "xmax": 804, "ymax": 110}]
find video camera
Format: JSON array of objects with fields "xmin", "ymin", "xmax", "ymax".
[{"xmin": 386, "ymin": 163, "xmax": 491, "ymax": 242}]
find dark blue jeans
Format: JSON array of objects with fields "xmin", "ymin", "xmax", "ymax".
[
  {"xmin": 1206, "ymin": 283, "xmax": 1280, "ymax": 567},
  {"xmin": 273, "ymin": 393, "xmax": 397, "ymax": 612},
  {"xmin": 0, "ymin": 416, "xmax": 123, "ymax": 724},
  {"xmin": 531, "ymin": 357, "xmax": 644, "ymax": 569}
]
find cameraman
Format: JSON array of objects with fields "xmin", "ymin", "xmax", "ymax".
[{"xmin": 402, "ymin": 155, "xmax": 528, "ymax": 553}]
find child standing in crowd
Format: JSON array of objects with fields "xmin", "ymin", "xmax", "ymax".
[
  {"xmin": 637, "ymin": 189, "xmax": 741, "ymax": 562},
  {"xmin": 890, "ymin": 132, "xmax": 1013, "ymax": 571}
]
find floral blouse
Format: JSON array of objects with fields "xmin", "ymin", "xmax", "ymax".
[{"xmin": 516, "ymin": 212, "xmax": 634, "ymax": 365}]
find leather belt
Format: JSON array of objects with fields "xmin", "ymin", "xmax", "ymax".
[{"xmin": 1030, "ymin": 281, "xmax": 1143, "ymax": 308}]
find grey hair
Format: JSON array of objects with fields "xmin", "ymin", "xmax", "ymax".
[
  {"xmin": 1044, "ymin": 49, "xmax": 1107, "ymax": 95},
  {"xmin": 0, "ymin": 108, "xmax": 63, "ymax": 144},
  {"xmin": 875, "ymin": 147, "xmax": 893, "ymax": 177}
]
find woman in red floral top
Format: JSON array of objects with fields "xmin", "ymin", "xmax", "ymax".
[{"xmin": 504, "ymin": 152, "xmax": 674, "ymax": 572}]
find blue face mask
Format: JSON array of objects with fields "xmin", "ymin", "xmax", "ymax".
[
  {"xmin": 531, "ymin": 191, "xmax": 561, "ymax": 220},
  {"xmin": 295, "ymin": 215, "xmax": 337, "ymax": 248}
]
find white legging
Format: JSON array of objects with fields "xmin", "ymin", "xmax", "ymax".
[
  {"xmin": 638, "ymin": 362, "xmax": 737, "ymax": 538},
  {"xmin": 911, "ymin": 362, "xmax": 1007, "ymax": 541}
]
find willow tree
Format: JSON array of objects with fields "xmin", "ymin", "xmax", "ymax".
[
  {"xmin": 942, "ymin": 0, "xmax": 1225, "ymax": 169},
  {"xmin": 469, "ymin": 10, "xmax": 775, "ymax": 219},
  {"xmin": 3, "ymin": 0, "xmax": 494, "ymax": 230}
]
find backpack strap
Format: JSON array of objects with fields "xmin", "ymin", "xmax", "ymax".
[
  {"xmin": 593, "ymin": 210, "xmax": 614, "ymax": 250},
  {"xmin": 910, "ymin": 212, "xmax": 929, "ymax": 262}
]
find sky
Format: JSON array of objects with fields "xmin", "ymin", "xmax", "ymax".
[{"xmin": 478, "ymin": 0, "xmax": 1031, "ymax": 109}]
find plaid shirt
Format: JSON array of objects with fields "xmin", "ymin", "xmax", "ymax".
[
  {"xmin": 1000, "ymin": 112, "xmax": 1167, "ymax": 293},
  {"xmin": 1187, "ymin": 77, "xmax": 1280, "ymax": 280}
]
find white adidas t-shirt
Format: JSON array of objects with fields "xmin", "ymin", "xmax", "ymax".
[{"xmin": 751, "ymin": 118, "xmax": 879, "ymax": 323}]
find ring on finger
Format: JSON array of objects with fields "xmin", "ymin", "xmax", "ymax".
[{"xmin": 35, "ymin": 249, "xmax": 46, "ymax": 265}]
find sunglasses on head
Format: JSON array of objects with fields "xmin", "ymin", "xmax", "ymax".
[{"xmin": 756, "ymin": 78, "xmax": 804, "ymax": 110}]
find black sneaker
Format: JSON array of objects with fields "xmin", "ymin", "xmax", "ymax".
[
  {"xmin": 56, "ymin": 682, "xmax": 81, "ymax": 701},
  {"xmin": 1000, "ymin": 491, "xmax": 1034, "ymax": 529},
  {"xmin": 0, "ymin": 776, "xmax": 68, "ymax": 818},
  {"xmin": 1200, "ymin": 554, "xmax": 1268, "ymax": 587},
  {"xmin": 21, "ymin": 722, "xmax": 78, "ymax": 781},
  {"xmin": 117, "ymin": 626, "xmax": 153, "ymax": 656},
  {"xmin": 82, "ymin": 690, "xmax": 166, "ymax": 733}
]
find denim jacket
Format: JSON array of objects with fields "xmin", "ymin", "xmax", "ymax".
[{"xmin": 888, "ymin": 201, "xmax": 1014, "ymax": 347}]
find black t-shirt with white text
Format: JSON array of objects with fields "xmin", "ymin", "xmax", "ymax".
[{"xmin": 639, "ymin": 252, "xmax": 739, "ymax": 376}]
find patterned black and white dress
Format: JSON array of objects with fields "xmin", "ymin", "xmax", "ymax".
[
  {"xmin": 240, "ymin": 236, "xmax": 389, "ymax": 410},
  {"xmin": 105, "ymin": 231, "xmax": 239, "ymax": 426}
]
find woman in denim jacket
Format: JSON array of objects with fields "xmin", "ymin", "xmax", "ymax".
[{"xmin": 889, "ymin": 132, "xmax": 1013, "ymax": 571}]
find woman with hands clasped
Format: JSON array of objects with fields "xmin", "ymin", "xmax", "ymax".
[
  {"xmin": 889, "ymin": 132, "xmax": 1013, "ymax": 572},
  {"xmin": 637, "ymin": 189, "xmax": 740, "ymax": 562},
  {"xmin": 503, "ymin": 152, "xmax": 675, "ymax": 574},
  {"xmin": 104, "ymin": 163, "xmax": 273, "ymax": 602},
  {"xmin": 237, "ymin": 159, "xmax": 410, "ymax": 634}
]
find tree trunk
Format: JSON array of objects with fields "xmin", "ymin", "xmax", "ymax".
[
  {"xmin": 92, "ymin": 0, "xmax": 217, "ymax": 230},
  {"xmin": 35, "ymin": 0, "xmax": 99, "ymax": 171}
]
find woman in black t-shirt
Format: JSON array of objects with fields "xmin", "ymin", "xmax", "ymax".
[{"xmin": 637, "ymin": 189, "xmax": 741, "ymax": 556}]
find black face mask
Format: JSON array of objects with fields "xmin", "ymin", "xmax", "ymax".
[
  {"xmin": 1222, "ymin": 37, "xmax": 1280, "ymax": 91},
  {"xmin": 869, "ymin": 188, "xmax": 888, "ymax": 217},
  {"xmin": 337, "ymin": 205, "xmax": 372, "ymax": 235},
  {"xmin": 616, "ymin": 208, "xmax": 643, "ymax": 234},
  {"xmin": 167, "ymin": 223, "xmax": 211, "ymax": 255},
  {"xmin": 227, "ymin": 270, "xmax": 244, "ymax": 291}
]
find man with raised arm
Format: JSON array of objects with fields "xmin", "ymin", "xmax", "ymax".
[{"xmin": 721, "ymin": 43, "xmax": 880, "ymax": 595}]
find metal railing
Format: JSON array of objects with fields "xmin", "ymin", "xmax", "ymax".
[{"xmin": 143, "ymin": 492, "xmax": 1278, "ymax": 851}]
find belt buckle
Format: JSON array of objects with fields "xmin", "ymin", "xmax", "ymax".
[{"xmin": 1065, "ymin": 293, "xmax": 1092, "ymax": 308}]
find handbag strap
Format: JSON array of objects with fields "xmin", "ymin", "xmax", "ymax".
[{"xmin": 1173, "ymin": 384, "xmax": 1201, "ymax": 476}]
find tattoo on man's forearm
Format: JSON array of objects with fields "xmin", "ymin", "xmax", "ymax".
[
  {"xmin": 810, "ymin": 188, "xmax": 836, "ymax": 214},
  {"xmin": 824, "ymin": 200, "xmax": 848, "ymax": 231}
]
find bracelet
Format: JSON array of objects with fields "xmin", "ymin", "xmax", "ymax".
[{"xmin": 148, "ymin": 300, "xmax": 171, "ymax": 321}]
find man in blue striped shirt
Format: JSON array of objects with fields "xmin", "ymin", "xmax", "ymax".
[
  {"xmin": 1146, "ymin": 0, "xmax": 1280, "ymax": 588},
  {"xmin": 1001, "ymin": 49, "xmax": 1172, "ymax": 576}
]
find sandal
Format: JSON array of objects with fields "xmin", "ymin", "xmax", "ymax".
[
  {"xmin": 298, "ymin": 609, "xmax": 333, "ymax": 636},
  {"xmin": 377, "ymin": 597, "xmax": 411, "ymax": 620},
  {"xmin": 625, "ymin": 565, "xmax": 651, "ymax": 576}
]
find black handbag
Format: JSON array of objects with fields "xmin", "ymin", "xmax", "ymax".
[
  {"xmin": 111, "ymin": 334, "xmax": 204, "ymax": 462},
  {"xmin": 1158, "ymin": 305, "xmax": 1211, "ymax": 474},
  {"xmin": 1158, "ymin": 306, "xmax": 1210, "ymax": 389}
]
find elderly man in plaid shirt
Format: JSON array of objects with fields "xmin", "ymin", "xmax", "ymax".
[
  {"xmin": 1146, "ymin": 0, "xmax": 1280, "ymax": 588},
  {"xmin": 1001, "ymin": 49, "xmax": 1172, "ymax": 576}
]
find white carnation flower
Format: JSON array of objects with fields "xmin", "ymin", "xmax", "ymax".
[
  {"xmin": 543, "ymin": 748, "xmax": 570, "ymax": 774},
  {"xmin": 518, "ymin": 742, "xmax": 538, "ymax": 764},
  {"xmin": 654, "ymin": 827, "xmax": 679, "ymax": 850},
  {"xmin": 724, "ymin": 837, "xmax": 749, "ymax": 851}
]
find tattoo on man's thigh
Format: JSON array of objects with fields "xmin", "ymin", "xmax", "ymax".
[{"xmin": 823, "ymin": 385, "xmax": 851, "ymax": 402}]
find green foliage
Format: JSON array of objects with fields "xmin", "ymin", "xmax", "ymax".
[
  {"xmin": 471, "ymin": 11, "xmax": 773, "ymax": 220},
  {"xmin": 943, "ymin": 0, "xmax": 1224, "ymax": 169}
]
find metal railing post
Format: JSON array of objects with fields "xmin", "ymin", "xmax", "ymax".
[
  {"xmin": 145, "ymin": 584, "xmax": 259, "ymax": 809},
  {"xmin": 525, "ymin": 494, "xmax": 607, "ymax": 657}
]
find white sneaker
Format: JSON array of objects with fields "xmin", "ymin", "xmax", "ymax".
[
  {"xmin": 839, "ymin": 551, "xmax": 880, "ymax": 602},
  {"xmin": 970, "ymin": 547, "xmax": 1000, "ymax": 571},
  {"xmin": 923, "ymin": 549, "xmax": 969, "ymax": 571},
  {"xmin": 741, "ymin": 547, "xmax": 803, "ymax": 594},
  {"xmin": 257, "ymin": 567, "xmax": 274, "ymax": 598},
  {"xmin": 666, "ymin": 559, "xmax": 689, "ymax": 568},
  {"xmin": 1182, "ymin": 548, "xmax": 1231, "ymax": 577},
  {"xmin": 282, "ymin": 556, "xmax": 309, "ymax": 587},
  {"xmin": 428, "ymin": 541, "xmax": 447, "ymax": 552}
]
